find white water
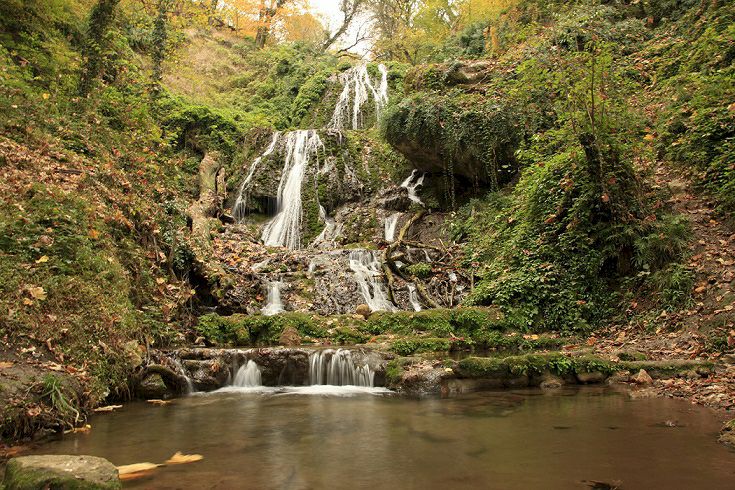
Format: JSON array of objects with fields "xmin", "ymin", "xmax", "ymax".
[
  {"xmin": 330, "ymin": 64, "xmax": 389, "ymax": 130},
  {"xmin": 401, "ymin": 170, "xmax": 426, "ymax": 205},
  {"xmin": 232, "ymin": 132, "xmax": 281, "ymax": 222},
  {"xmin": 261, "ymin": 130, "xmax": 323, "ymax": 249},
  {"xmin": 407, "ymin": 283, "xmax": 422, "ymax": 312},
  {"xmin": 348, "ymin": 250, "xmax": 396, "ymax": 312},
  {"xmin": 232, "ymin": 360, "xmax": 262, "ymax": 387},
  {"xmin": 311, "ymin": 205, "xmax": 343, "ymax": 248},
  {"xmin": 309, "ymin": 349, "xmax": 375, "ymax": 387},
  {"xmin": 262, "ymin": 281, "xmax": 284, "ymax": 316},
  {"xmin": 384, "ymin": 212, "xmax": 400, "ymax": 242},
  {"xmin": 171, "ymin": 358, "xmax": 195, "ymax": 394}
]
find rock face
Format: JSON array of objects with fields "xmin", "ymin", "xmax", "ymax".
[{"xmin": 3, "ymin": 455, "xmax": 121, "ymax": 490}]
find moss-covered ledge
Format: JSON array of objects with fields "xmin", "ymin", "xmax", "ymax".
[{"xmin": 385, "ymin": 352, "xmax": 714, "ymax": 396}]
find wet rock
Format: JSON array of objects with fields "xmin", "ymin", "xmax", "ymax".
[
  {"xmin": 355, "ymin": 304, "xmax": 371, "ymax": 319},
  {"xmin": 631, "ymin": 369, "xmax": 653, "ymax": 385},
  {"xmin": 136, "ymin": 374, "xmax": 173, "ymax": 399},
  {"xmin": 539, "ymin": 374, "xmax": 565, "ymax": 389},
  {"xmin": 606, "ymin": 370, "xmax": 632, "ymax": 384},
  {"xmin": 718, "ymin": 419, "xmax": 735, "ymax": 448},
  {"xmin": 575, "ymin": 371, "xmax": 606, "ymax": 384},
  {"xmin": 3, "ymin": 455, "xmax": 121, "ymax": 489},
  {"xmin": 380, "ymin": 187, "xmax": 413, "ymax": 211},
  {"xmin": 278, "ymin": 326, "xmax": 302, "ymax": 346}
]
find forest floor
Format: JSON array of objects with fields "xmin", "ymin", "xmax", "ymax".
[{"xmin": 591, "ymin": 159, "xmax": 735, "ymax": 412}]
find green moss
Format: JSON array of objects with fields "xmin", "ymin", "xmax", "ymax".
[
  {"xmin": 390, "ymin": 337, "xmax": 452, "ymax": 355},
  {"xmin": 405, "ymin": 262, "xmax": 432, "ymax": 278}
]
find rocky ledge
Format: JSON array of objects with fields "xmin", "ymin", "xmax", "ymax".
[{"xmin": 3, "ymin": 455, "xmax": 121, "ymax": 490}]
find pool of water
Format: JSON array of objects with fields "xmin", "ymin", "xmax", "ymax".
[{"xmin": 33, "ymin": 386, "xmax": 735, "ymax": 489}]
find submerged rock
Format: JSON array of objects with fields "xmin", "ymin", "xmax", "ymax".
[{"xmin": 3, "ymin": 455, "xmax": 121, "ymax": 489}]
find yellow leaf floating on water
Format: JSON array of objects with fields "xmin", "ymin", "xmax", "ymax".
[
  {"xmin": 94, "ymin": 404, "xmax": 123, "ymax": 412},
  {"xmin": 117, "ymin": 462, "xmax": 162, "ymax": 481},
  {"xmin": 147, "ymin": 399, "xmax": 172, "ymax": 406},
  {"xmin": 166, "ymin": 452, "xmax": 203, "ymax": 465}
]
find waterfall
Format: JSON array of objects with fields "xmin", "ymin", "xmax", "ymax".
[
  {"xmin": 401, "ymin": 170, "xmax": 426, "ymax": 205},
  {"xmin": 232, "ymin": 360, "xmax": 262, "ymax": 387},
  {"xmin": 349, "ymin": 250, "xmax": 395, "ymax": 312},
  {"xmin": 407, "ymin": 283, "xmax": 422, "ymax": 312},
  {"xmin": 330, "ymin": 64, "xmax": 389, "ymax": 130},
  {"xmin": 309, "ymin": 349, "xmax": 374, "ymax": 387},
  {"xmin": 311, "ymin": 205, "xmax": 342, "ymax": 248},
  {"xmin": 171, "ymin": 358, "xmax": 195, "ymax": 394},
  {"xmin": 261, "ymin": 130, "xmax": 323, "ymax": 249},
  {"xmin": 384, "ymin": 213, "xmax": 400, "ymax": 242},
  {"xmin": 262, "ymin": 281, "xmax": 284, "ymax": 316},
  {"xmin": 232, "ymin": 132, "xmax": 281, "ymax": 222}
]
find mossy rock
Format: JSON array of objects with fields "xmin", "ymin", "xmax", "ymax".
[{"xmin": 3, "ymin": 455, "xmax": 121, "ymax": 489}]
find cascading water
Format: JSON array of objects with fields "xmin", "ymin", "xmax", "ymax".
[
  {"xmin": 261, "ymin": 130, "xmax": 324, "ymax": 249},
  {"xmin": 330, "ymin": 64, "xmax": 389, "ymax": 130},
  {"xmin": 232, "ymin": 360, "xmax": 262, "ymax": 387},
  {"xmin": 384, "ymin": 212, "xmax": 400, "ymax": 242},
  {"xmin": 232, "ymin": 132, "xmax": 280, "ymax": 222},
  {"xmin": 349, "ymin": 250, "xmax": 396, "ymax": 312},
  {"xmin": 401, "ymin": 170, "xmax": 426, "ymax": 205},
  {"xmin": 171, "ymin": 358, "xmax": 195, "ymax": 394},
  {"xmin": 262, "ymin": 281, "xmax": 284, "ymax": 316},
  {"xmin": 407, "ymin": 283, "xmax": 422, "ymax": 312},
  {"xmin": 309, "ymin": 349, "xmax": 374, "ymax": 387}
]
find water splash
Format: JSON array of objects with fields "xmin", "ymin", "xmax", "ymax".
[
  {"xmin": 232, "ymin": 360, "xmax": 262, "ymax": 387},
  {"xmin": 232, "ymin": 132, "xmax": 280, "ymax": 222},
  {"xmin": 407, "ymin": 283, "xmax": 422, "ymax": 311},
  {"xmin": 349, "ymin": 250, "xmax": 395, "ymax": 312},
  {"xmin": 401, "ymin": 170, "xmax": 426, "ymax": 205},
  {"xmin": 309, "ymin": 349, "xmax": 375, "ymax": 387},
  {"xmin": 261, "ymin": 130, "xmax": 324, "ymax": 249},
  {"xmin": 384, "ymin": 212, "xmax": 400, "ymax": 242},
  {"xmin": 262, "ymin": 281, "xmax": 284, "ymax": 316},
  {"xmin": 330, "ymin": 64, "xmax": 389, "ymax": 130}
]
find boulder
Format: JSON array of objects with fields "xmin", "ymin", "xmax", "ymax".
[
  {"xmin": 631, "ymin": 368, "xmax": 653, "ymax": 385},
  {"xmin": 355, "ymin": 304, "xmax": 372, "ymax": 319},
  {"xmin": 3, "ymin": 455, "xmax": 121, "ymax": 490},
  {"xmin": 278, "ymin": 326, "xmax": 302, "ymax": 346},
  {"xmin": 719, "ymin": 419, "xmax": 735, "ymax": 448},
  {"xmin": 575, "ymin": 371, "xmax": 606, "ymax": 384}
]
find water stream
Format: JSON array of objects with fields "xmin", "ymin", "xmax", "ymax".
[
  {"xmin": 33, "ymin": 388, "xmax": 735, "ymax": 489},
  {"xmin": 401, "ymin": 169, "xmax": 426, "ymax": 205},
  {"xmin": 261, "ymin": 281, "xmax": 284, "ymax": 316},
  {"xmin": 348, "ymin": 249, "xmax": 396, "ymax": 312}
]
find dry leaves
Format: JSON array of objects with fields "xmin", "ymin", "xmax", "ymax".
[
  {"xmin": 147, "ymin": 399, "xmax": 172, "ymax": 406},
  {"xmin": 117, "ymin": 462, "xmax": 162, "ymax": 481},
  {"xmin": 0, "ymin": 361, "xmax": 14, "ymax": 369},
  {"xmin": 93, "ymin": 405, "xmax": 123, "ymax": 413},
  {"xmin": 166, "ymin": 452, "xmax": 203, "ymax": 465}
]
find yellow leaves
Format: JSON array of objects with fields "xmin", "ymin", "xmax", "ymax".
[
  {"xmin": 0, "ymin": 361, "xmax": 14, "ymax": 369},
  {"xmin": 94, "ymin": 405, "xmax": 123, "ymax": 413},
  {"xmin": 35, "ymin": 255, "xmax": 49, "ymax": 264},
  {"xmin": 88, "ymin": 229, "xmax": 100, "ymax": 240},
  {"xmin": 64, "ymin": 424, "xmax": 91, "ymax": 434},
  {"xmin": 117, "ymin": 452, "xmax": 203, "ymax": 481},
  {"xmin": 25, "ymin": 286, "xmax": 47, "ymax": 305},
  {"xmin": 166, "ymin": 452, "xmax": 203, "ymax": 465},
  {"xmin": 117, "ymin": 462, "xmax": 163, "ymax": 481},
  {"xmin": 147, "ymin": 399, "xmax": 172, "ymax": 406},
  {"xmin": 41, "ymin": 93, "xmax": 50, "ymax": 100}
]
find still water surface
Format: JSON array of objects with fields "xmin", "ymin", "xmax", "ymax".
[{"xmin": 36, "ymin": 386, "xmax": 735, "ymax": 489}]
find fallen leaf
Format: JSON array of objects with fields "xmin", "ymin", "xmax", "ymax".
[
  {"xmin": 94, "ymin": 405, "xmax": 123, "ymax": 413},
  {"xmin": 35, "ymin": 255, "xmax": 49, "ymax": 264},
  {"xmin": 166, "ymin": 452, "xmax": 203, "ymax": 465},
  {"xmin": 117, "ymin": 462, "xmax": 162, "ymax": 481},
  {"xmin": 147, "ymin": 399, "xmax": 172, "ymax": 406},
  {"xmin": 0, "ymin": 361, "xmax": 14, "ymax": 369},
  {"xmin": 27, "ymin": 286, "xmax": 47, "ymax": 301},
  {"xmin": 88, "ymin": 229, "xmax": 100, "ymax": 240},
  {"xmin": 64, "ymin": 424, "xmax": 91, "ymax": 434}
]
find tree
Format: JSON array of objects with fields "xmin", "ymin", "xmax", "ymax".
[
  {"xmin": 255, "ymin": 0, "xmax": 288, "ymax": 48},
  {"xmin": 322, "ymin": 0, "xmax": 367, "ymax": 51},
  {"xmin": 78, "ymin": 0, "xmax": 121, "ymax": 97}
]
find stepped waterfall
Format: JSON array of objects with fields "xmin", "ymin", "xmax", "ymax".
[{"xmin": 230, "ymin": 63, "xmax": 429, "ymax": 315}]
